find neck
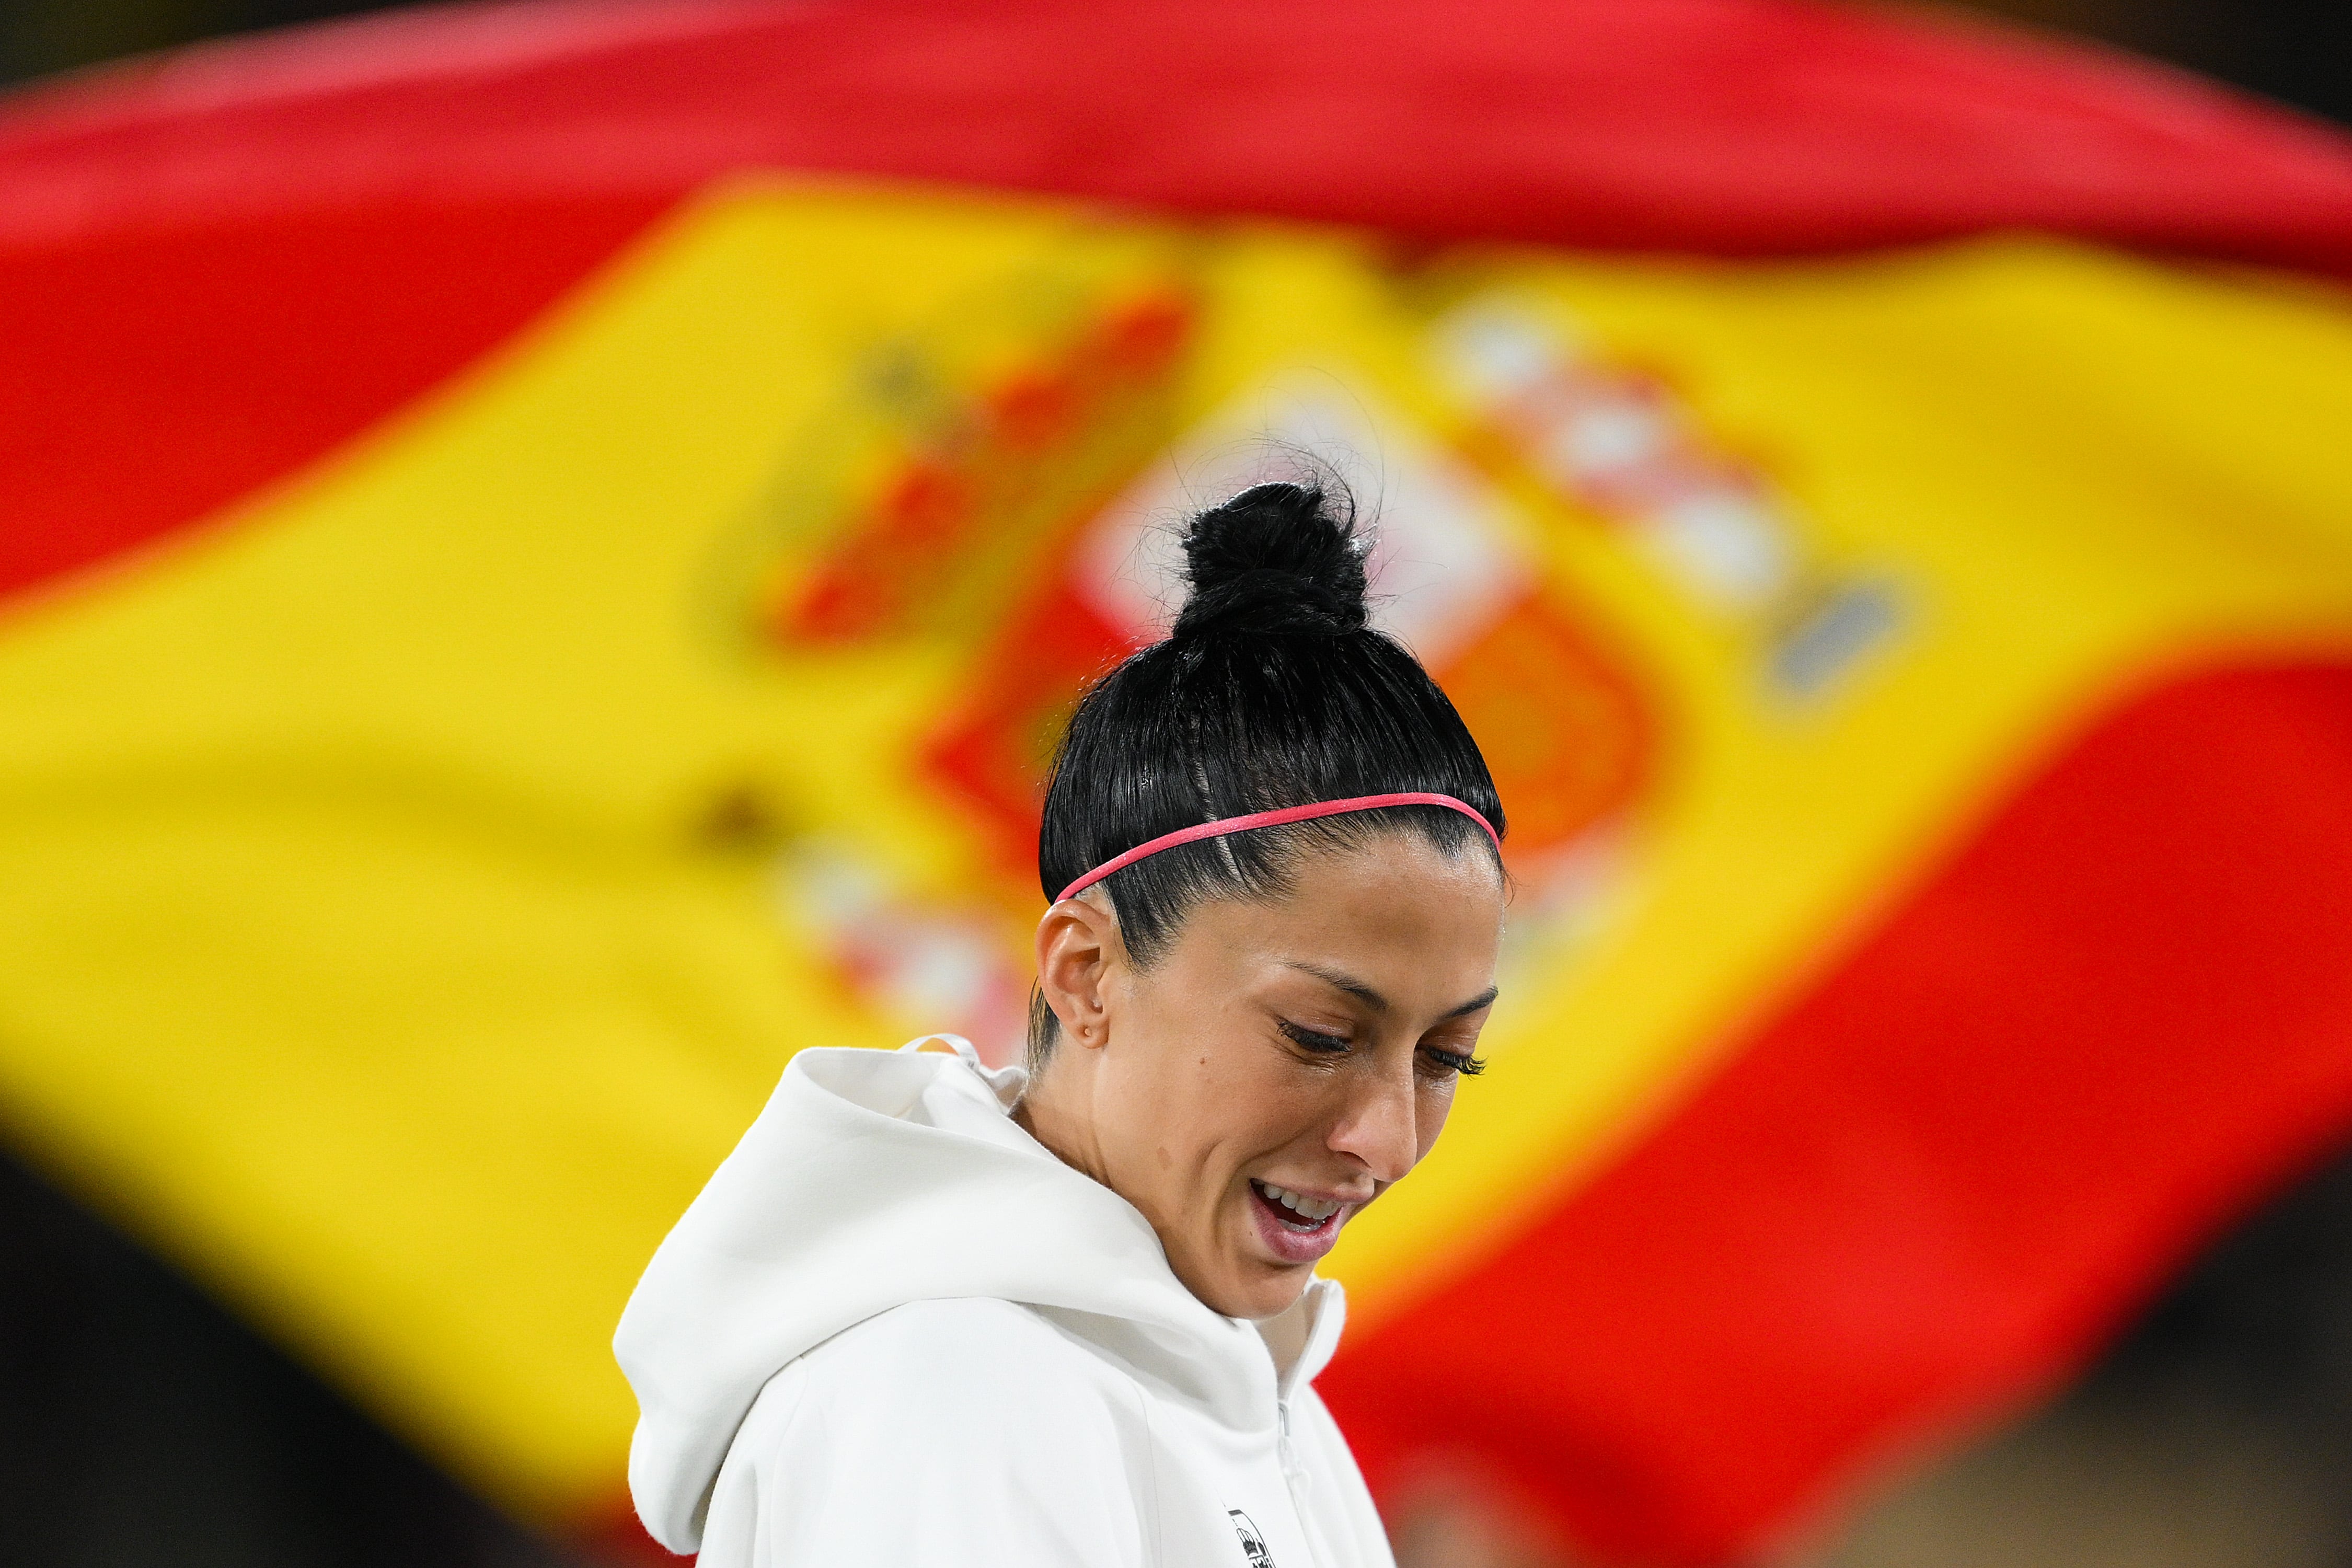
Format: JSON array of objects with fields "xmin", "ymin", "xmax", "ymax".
[
  {"xmin": 1011, "ymin": 1048, "xmax": 1112, "ymax": 1189},
  {"xmin": 1255, "ymin": 1289, "xmax": 1313, "ymax": 1378}
]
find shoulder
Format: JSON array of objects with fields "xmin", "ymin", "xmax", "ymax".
[
  {"xmin": 711, "ymin": 1301, "xmax": 1160, "ymax": 1565},
  {"xmin": 808, "ymin": 1297, "xmax": 1127, "ymax": 1409},
  {"xmin": 814, "ymin": 1295, "xmax": 1085, "ymax": 1367},
  {"xmin": 790, "ymin": 1298, "xmax": 1148, "ymax": 1459}
]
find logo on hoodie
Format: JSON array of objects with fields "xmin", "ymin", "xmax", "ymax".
[{"xmin": 1227, "ymin": 1509, "xmax": 1275, "ymax": 1567}]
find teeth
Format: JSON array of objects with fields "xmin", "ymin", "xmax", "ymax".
[{"xmin": 1257, "ymin": 1181, "xmax": 1342, "ymax": 1223}]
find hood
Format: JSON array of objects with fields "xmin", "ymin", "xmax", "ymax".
[{"xmin": 615, "ymin": 1035, "xmax": 1344, "ymax": 1553}]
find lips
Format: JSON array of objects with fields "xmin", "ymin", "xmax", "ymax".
[{"xmin": 1247, "ymin": 1178, "xmax": 1351, "ymax": 1264}]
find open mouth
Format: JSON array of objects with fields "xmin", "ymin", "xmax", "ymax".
[
  {"xmin": 1246, "ymin": 1179, "xmax": 1352, "ymax": 1265},
  {"xmin": 1250, "ymin": 1178, "xmax": 1343, "ymax": 1234}
]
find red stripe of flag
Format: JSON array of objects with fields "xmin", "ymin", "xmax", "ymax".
[
  {"xmin": 5, "ymin": 0, "xmax": 2351, "ymax": 266},
  {"xmin": 1321, "ymin": 660, "xmax": 2352, "ymax": 1564},
  {"xmin": 8, "ymin": 0, "xmax": 2352, "ymax": 606},
  {"xmin": 0, "ymin": 197, "xmax": 669, "ymax": 603}
]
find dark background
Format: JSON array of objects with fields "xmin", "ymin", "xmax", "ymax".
[{"xmin": 2, "ymin": 3, "xmax": 2348, "ymax": 1566}]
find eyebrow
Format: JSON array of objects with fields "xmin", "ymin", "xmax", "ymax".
[{"xmin": 1282, "ymin": 961, "xmax": 1500, "ymax": 1021}]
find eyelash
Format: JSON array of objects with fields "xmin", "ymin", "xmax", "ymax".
[
  {"xmin": 1279, "ymin": 1022, "xmax": 1488, "ymax": 1078},
  {"xmin": 1280, "ymin": 1021, "xmax": 1351, "ymax": 1055},
  {"xmin": 1423, "ymin": 1046, "xmax": 1488, "ymax": 1078}
]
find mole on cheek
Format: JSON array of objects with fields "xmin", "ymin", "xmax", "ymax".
[{"xmin": 1157, "ymin": 1145, "xmax": 1172, "ymax": 1169}]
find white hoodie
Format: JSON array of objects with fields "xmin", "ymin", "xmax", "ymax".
[{"xmin": 615, "ymin": 1035, "xmax": 1398, "ymax": 1567}]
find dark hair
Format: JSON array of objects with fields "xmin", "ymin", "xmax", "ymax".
[{"xmin": 1031, "ymin": 479, "xmax": 1506, "ymax": 1066}]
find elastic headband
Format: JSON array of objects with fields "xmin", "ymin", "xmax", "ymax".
[{"xmin": 1056, "ymin": 792, "xmax": 1501, "ymax": 905}]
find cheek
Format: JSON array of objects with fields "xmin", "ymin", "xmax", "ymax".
[
  {"xmin": 1414, "ymin": 1080, "xmax": 1459, "ymax": 1160},
  {"xmin": 1180, "ymin": 1045, "xmax": 1311, "ymax": 1168},
  {"xmin": 1100, "ymin": 1020, "xmax": 1248, "ymax": 1179},
  {"xmin": 1114, "ymin": 971, "xmax": 1341, "ymax": 1182},
  {"xmin": 1120, "ymin": 1034, "xmax": 1320, "ymax": 1189}
]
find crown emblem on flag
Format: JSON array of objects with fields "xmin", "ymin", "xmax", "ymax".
[{"xmin": 719, "ymin": 238, "xmax": 1665, "ymax": 1062}]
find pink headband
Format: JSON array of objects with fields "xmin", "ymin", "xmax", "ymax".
[{"xmin": 1056, "ymin": 792, "xmax": 1501, "ymax": 904}]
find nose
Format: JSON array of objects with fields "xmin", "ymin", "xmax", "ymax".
[{"xmin": 1325, "ymin": 1055, "xmax": 1420, "ymax": 1185}]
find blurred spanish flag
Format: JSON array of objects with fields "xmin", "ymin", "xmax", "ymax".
[{"xmin": 4, "ymin": 0, "xmax": 2352, "ymax": 1561}]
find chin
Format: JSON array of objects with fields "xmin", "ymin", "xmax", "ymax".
[{"xmin": 1215, "ymin": 1263, "xmax": 1312, "ymax": 1322}]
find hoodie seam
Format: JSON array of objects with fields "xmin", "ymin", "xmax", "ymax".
[{"xmin": 1129, "ymin": 1365, "xmax": 1165, "ymax": 1568}]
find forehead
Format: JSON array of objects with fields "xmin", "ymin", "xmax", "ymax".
[{"xmin": 1173, "ymin": 835, "xmax": 1505, "ymax": 981}]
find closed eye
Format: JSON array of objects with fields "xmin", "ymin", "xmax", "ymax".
[
  {"xmin": 1420, "ymin": 1045, "xmax": 1486, "ymax": 1077},
  {"xmin": 1279, "ymin": 1020, "xmax": 1352, "ymax": 1055}
]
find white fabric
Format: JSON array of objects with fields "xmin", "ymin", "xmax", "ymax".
[{"xmin": 615, "ymin": 1034, "xmax": 1398, "ymax": 1567}]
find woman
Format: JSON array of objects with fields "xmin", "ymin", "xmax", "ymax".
[{"xmin": 617, "ymin": 480, "xmax": 1508, "ymax": 1566}]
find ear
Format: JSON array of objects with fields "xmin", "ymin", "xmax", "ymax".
[{"xmin": 1035, "ymin": 893, "xmax": 1120, "ymax": 1049}]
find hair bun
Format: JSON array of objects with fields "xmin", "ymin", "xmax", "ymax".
[{"xmin": 1170, "ymin": 481, "xmax": 1371, "ymax": 642}]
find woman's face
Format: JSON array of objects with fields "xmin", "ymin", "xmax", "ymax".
[{"xmin": 1027, "ymin": 834, "xmax": 1505, "ymax": 1321}]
